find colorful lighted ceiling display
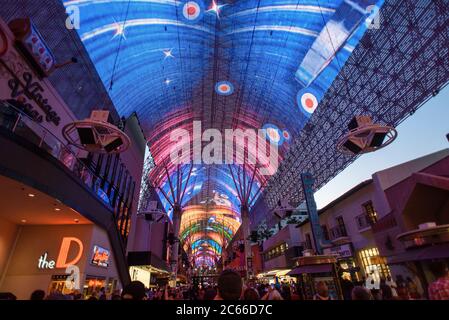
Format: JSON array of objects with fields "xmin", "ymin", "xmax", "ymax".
[
  {"xmin": 145, "ymin": 109, "xmax": 271, "ymax": 217},
  {"xmin": 179, "ymin": 205, "xmax": 240, "ymax": 266},
  {"xmin": 64, "ymin": 0, "xmax": 384, "ymax": 265}
]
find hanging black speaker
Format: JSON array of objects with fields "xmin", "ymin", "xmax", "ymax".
[
  {"xmin": 104, "ymin": 137, "xmax": 124, "ymax": 153},
  {"xmin": 343, "ymin": 140, "xmax": 363, "ymax": 154},
  {"xmin": 369, "ymin": 132, "xmax": 387, "ymax": 148},
  {"xmin": 77, "ymin": 127, "xmax": 96, "ymax": 145}
]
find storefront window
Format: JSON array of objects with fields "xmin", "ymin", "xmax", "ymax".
[
  {"xmin": 83, "ymin": 276, "xmax": 106, "ymax": 297},
  {"xmin": 264, "ymin": 242, "xmax": 288, "ymax": 261},
  {"xmin": 48, "ymin": 275, "xmax": 72, "ymax": 295},
  {"xmin": 358, "ymin": 247, "xmax": 390, "ymax": 279},
  {"xmin": 338, "ymin": 258, "xmax": 360, "ymax": 282}
]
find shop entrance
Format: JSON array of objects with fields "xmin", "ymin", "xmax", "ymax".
[
  {"xmin": 83, "ymin": 276, "xmax": 106, "ymax": 297},
  {"xmin": 48, "ymin": 275, "xmax": 71, "ymax": 295}
]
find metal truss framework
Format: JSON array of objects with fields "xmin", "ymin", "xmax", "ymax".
[
  {"xmin": 262, "ymin": 0, "xmax": 449, "ymax": 213},
  {"xmin": 148, "ymin": 161, "xmax": 194, "ymax": 281}
]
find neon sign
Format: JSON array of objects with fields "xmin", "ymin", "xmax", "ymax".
[
  {"xmin": 37, "ymin": 237, "xmax": 84, "ymax": 269},
  {"xmin": 8, "ymin": 71, "xmax": 61, "ymax": 126}
]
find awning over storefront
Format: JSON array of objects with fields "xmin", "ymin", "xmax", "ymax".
[
  {"xmin": 127, "ymin": 251, "xmax": 170, "ymax": 273},
  {"xmin": 275, "ymin": 269, "xmax": 291, "ymax": 277},
  {"xmin": 387, "ymin": 243, "xmax": 449, "ymax": 264},
  {"xmin": 288, "ymin": 264, "xmax": 333, "ymax": 276},
  {"xmin": 257, "ymin": 269, "xmax": 292, "ymax": 278}
]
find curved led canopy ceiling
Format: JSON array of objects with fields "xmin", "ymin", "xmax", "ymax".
[{"xmin": 64, "ymin": 0, "xmax": 385, "ymax": 266}]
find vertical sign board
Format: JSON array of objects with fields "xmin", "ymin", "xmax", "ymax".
[{"xmin": 301, "ymin": 172, "xmax": 323, "ymax": 255}]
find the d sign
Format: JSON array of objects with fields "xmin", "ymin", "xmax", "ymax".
[{"xmin": 56, "ymin": 237, "xmax": 84, "ymax": 268}]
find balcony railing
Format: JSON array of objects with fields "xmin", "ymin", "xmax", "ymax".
[
  {"xmin": 355, "ymin": 213, "xmax": 377, "ymax": 230},
  {"xmin": 0, "ymin": 100, "xmax": 130, "ymax": 241},
  {"xmin": 329, "ymin": 225, "xmax": 348, "ymax": 241},
  {"xmin": 398, "ymin": 226, "xmax": 449, "ymax": 249}
]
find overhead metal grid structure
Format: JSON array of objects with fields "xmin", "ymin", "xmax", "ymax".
[{"xmin": 261, "ymin": 0, "xmax": 449, "ymax": 221}]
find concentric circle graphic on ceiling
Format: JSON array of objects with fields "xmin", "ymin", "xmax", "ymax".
[
  {"xmin": 215, "ymin": 81, "xmax": 234, "ymax": 96},
  {"xmin": 262, "ymin": 123, "xmax": 286, "ymax": 146},
  {"xmin": 282, "ymin": 130, "xmax": 291, "ymax": 141},
  {"xmin": 182, "ymin": 1, "xmax": 204, "ymax": 22},
  {"xmin": 297, "ymin": 88, "xmax": 320, "ymax": 117}
]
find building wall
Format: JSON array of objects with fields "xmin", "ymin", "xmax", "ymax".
[
  {"xmin": 298, "ymin": 183, "xmax": 377, "ymax": 252},
  {"xmin": 372, "ymin": 152, "xmax": 449, "ymax": 294},
  {"xmin": 0, "ymin": 224, "xmax": 120, "ymax": 300},
  {"xmin": 120, "ymin": 115, "xmax": 145, "ymax": 253},
  {"xmin": 322, "ymin": 183, "xmax": 376, "ymax": 251},
  {"xmin": 263, "ymin": 254, "xmax": 288, "ymax": 272},
  {"xmin": 373, "ymin": 151, "xmax": 449, "ymax": 259},
  {"xmin": 126, "ymin": 180, "xmax": 168, "ymax": 262},
  {"xmin": 374, "ymin": 149, "xmax": 449, "ymax": 193},
  {"xmin": 262, "ymin": 224, "xmax": 302, "ymax": 271},
  {"xmin": 263, "ymin": 224, "xmax": 301, "ymax": 251},
  {"xmin": 129, "ymin": 220, "xmax": 166, "ymax": 257},
  {"xmin": 0, "ymin": 217, "xmax": 19, "ymax": 283},
  {"xmin": 370, "ymin": 214, "xmax": 403, "ymax": 263},
  {"xmin": 296, "ymin": 182, "xmax": 383, "ymax": 279},
  {"xmin": 372, "ymin": 149, "xmax": 449, "ymax": 221},
  {"xmin": 85, "ymin": 226, "xmax": 120, "ymax": 281}
]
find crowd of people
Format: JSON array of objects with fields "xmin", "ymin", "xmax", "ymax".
[{"xmin": 1, "ymin": 261, "xmax": 448, "ymax": 301}]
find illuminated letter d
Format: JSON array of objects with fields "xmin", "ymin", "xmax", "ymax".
[{"xmin": 56, "ymin": 237, "xmax": 84, "ymax": 268}]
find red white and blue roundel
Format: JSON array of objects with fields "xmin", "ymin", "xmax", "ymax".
[
  {"xmin": 263, "ymin": 124, "xmax": 288, "ymax": 146},
  {"xmin": 182, "ymin": 1, "xmax": 204, "ymax": 22},
  {"xmin": 297, "ymin": 88, "xmax": 320, "ymax": 117},
  {"xmin": 282, "ymin": 130, "xmax": 291, "ymax": 141},
  {"xmin": 215, "ymin": 81, "xmax": 234, "ymax": 96}
]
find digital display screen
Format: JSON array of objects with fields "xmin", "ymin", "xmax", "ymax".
[{"xmin": 91, "ymin": 245, "xmax": 110, "ymax": 268}]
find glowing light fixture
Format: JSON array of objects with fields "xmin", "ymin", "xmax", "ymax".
[{"xmin": 207, "ymin": 0, "xmax": 226, "ymax": 18}]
